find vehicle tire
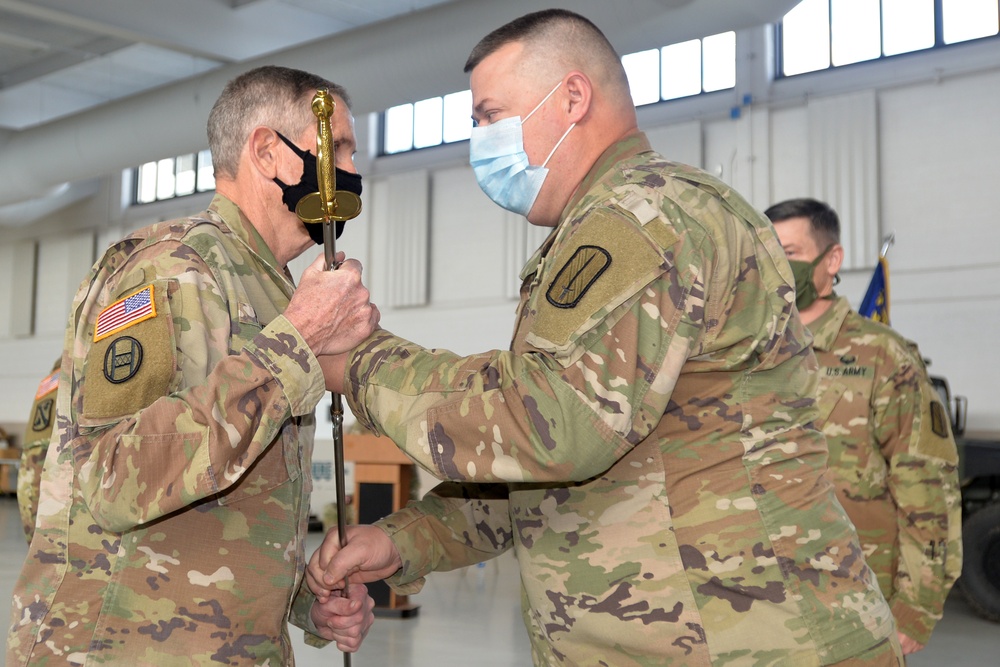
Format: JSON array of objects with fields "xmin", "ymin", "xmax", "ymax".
[{"xmin": 958, "ymin": 502, "xmax": 1000, "ymax": 622}]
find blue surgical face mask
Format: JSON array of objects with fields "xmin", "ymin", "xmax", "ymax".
[{"xmin": 469, "ymin": 81, "xmax": 576, "ymax": 217}]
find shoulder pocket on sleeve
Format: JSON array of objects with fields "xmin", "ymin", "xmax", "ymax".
[
  {"xmin": 525, "ymin": 208, "xmax": 669, "ymax": 364},
  {"xmin": 80, "ymin": 280, "xmax": 177, "ymax": 426}
]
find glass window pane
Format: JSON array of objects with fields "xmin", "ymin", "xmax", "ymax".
[
  {"xmin": 661, "ymin": 39, "xmax": 702, "ymax": 100},
  {"xmin": 137, "ymin": 161, "xmax": 158, "ymax": 204},
  {"xmin": 443, "ymin": 90, "xmax": 472, "ymax": 143},
  {"xmin": 883, "ymin": 0, "xmax": 934, "ymax": 55},
  {"xmin": 702, "ymin": 31, "xmax": 735, "ymax": 92},
  {"xmin": 622, "ymin": 49, "xmax": 660, "ymax": 106},
  {"xmin": 943, "ymin": 0, "xmax": 1000, "ymax": 44},
  {"xmin": 197, "ymin": 149, "xmax": 215, "ymax": 192},
  {"xmin": 175, "ymin": 153, "xmax": 196, "ymax": 196},
  {"xmin": 831, "ymin": 0, "xmax": 881, "ymax": 65},
  {"xmin": 384, "ymin": 103, "xmax": 414, "ymax": 154},
  {"xmin": 156, "ymin": 157, "xmax": 175, "ymax": 200},
  {"xmin": 413, "ymin": 97, "xmax": 443, "ymax": 149},
  {"xmin": 782, "ymin": 0, "xmax": 831, "ymax": 75}
]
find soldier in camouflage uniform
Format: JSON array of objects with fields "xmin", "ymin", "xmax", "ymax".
[
  {"xmin": 308, "ymin": 10, "xmax": 902, "ymax": 666},
  {"xmin": 17, "ymin": 359, "xmax": 61, "ymax": 543},
  {"xmin": 766, "ymin": 198, "xmax": 962, "ymax": 656},
  {"xmin": 6, "ymin": 66, "xmax": 379, "ymax": 666}
]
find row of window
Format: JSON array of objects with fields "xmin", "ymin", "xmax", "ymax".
[
  {"xmin": 781, "ymin": 0, "xmax": 1000, "ymax": 76},
  {"xmin": 133, "ymin": 149, "xmax": 214, "ymax": 205},
  {"xmin": 132, "ymin": 0, "xmax": 999, "ymax": 203}
]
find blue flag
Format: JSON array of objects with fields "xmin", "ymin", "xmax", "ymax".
[{"xmin": 858, "ymin": 255, "xmax": 890, "ymax": 324}]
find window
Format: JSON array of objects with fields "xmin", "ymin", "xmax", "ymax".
[
  {"xmin": 381, "ymin": 32, "xmax": 736, "ymax": 154},
  {"xmin": 779, "ymin": 0, "xmax": 1000, "ymax": 77},
  {"xmin": 618, "ymin": 31, "xmax": 738, "ymax": 106},
  {"xmin": 382, "ymin": 90, "xmax": 472, "ymax": 155},
  {"xmin": 132, "ymin": 149, "xmax": 215, "ymax": 204}
]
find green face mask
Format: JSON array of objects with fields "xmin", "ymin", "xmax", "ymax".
[{"xmin": 788, "ymin": 245, "xmax": 833, "ymax": 311}]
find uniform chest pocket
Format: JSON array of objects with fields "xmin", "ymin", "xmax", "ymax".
[{"xmin": 815, "ymin": 380, "xmax": 847, "ymax": 424}]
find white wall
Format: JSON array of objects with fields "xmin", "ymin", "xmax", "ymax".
[{"xmin": 2, "ymin": 27, "xmax": 999, "ymax": 444}]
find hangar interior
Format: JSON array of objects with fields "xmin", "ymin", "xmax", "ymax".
[{"xmin": 1, "ymin": 1, "xmax": 998, "ymax": 664}]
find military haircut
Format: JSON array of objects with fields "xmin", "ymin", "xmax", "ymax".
[
  {"xmin": 463, "ymin": 9, "xmax": 630, "ymax": 95},
  {"xmin": 207, "ymin": 65, "xmax": 351, "ymax": 180},
  {"xmin": 764, "ymin": 197, "xmax": 841, "ymax": 249}
]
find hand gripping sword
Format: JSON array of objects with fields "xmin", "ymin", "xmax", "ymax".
[{"xmin": 296, "ymin": 88, "xmax": 362, "ymax": 665}]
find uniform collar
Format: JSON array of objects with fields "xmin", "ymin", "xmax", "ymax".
[
  {"xmin": 561, "ymin": 131, "xmax": 651, "ymax": 218},
  {"xmin": 208, "ymin": 194, "xmax": 282, "ymax": 273},
  {"xmin": 807, "ymin": 294, "xmax": 853, "ymax": 352}
]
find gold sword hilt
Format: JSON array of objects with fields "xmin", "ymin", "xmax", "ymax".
[{"xmin": 296, "ymin": 89, "xmax": 363, "ymax": 270}]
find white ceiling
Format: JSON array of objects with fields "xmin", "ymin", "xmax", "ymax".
[{"xmin": 0, "ymin": 0, "xmax": 457, "ymax": 130}]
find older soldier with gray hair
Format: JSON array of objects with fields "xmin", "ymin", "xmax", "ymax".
[
  {"xmin": 766, "ymin": 197, "xmax": 962, "ymax": 656},
  {"xmin": 311, "ymin": 9, "xmax": 902, "ymax": 665},
  {"xmin": 7, "ymin": 65, "xmax": 379, "ymax": 665}
]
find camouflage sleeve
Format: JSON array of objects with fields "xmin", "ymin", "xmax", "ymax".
[
  {"xmin": 70, "ymin": 242, "xmax": 325, "ymax": 532},
  {"xmin": 343, "ymin": 211, "xmax": 711, "ymax": 483},
  {"xmin": 872, "ymin": 340, "xmax": 961, "ymax": 643},
  {"xmin": 375, "ymin": 482, "xmax": 513, "ymax": 593},
  {"xmin": 288, "ymin": 578, "xmax": 330, "ymax": 648}
]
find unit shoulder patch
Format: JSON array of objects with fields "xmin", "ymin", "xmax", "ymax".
[
  {"xmin": 31, "ymin": 398, "xmax": 55, "ymax": 433},
  {"xmin": 546, "ymin": 245, "xmax": 611, "ymax": 309},
  {"xmin": 929, "ymin": 400, "xmax": 950, "ymax": 439},
  {"xmin": 103, "ymin": 336, "xmax": 144, "ymax": 384}
]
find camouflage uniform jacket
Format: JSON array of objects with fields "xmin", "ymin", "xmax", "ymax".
[
  {"xmin": 809, "ymin": 295, "xmax": 961, "ymax": 644},
  {"xmin": 345, "ymin": 134, "xmax": 896, "ymax": 665},
  {"xmin": 18, "ymin": 359, "xmax": 61, "ymax": 543},
  {"xmin": 7, "ymin": 195, "xmax": 328, "ymax": 666}
]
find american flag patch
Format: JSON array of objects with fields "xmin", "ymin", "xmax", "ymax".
[
  {"xmin": 94, "ymin": 285, "xmax": 156, "ymax": 342},
  {"xmin": 35, "ymin": 369, "xmax": 59, "ymax": 400}
]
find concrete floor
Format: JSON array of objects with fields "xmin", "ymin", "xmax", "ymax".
[{"xmin": 2, "ymin": 495, "xmax": 998, "ymax": 666}]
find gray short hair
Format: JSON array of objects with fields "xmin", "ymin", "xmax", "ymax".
[{"xmin": 207, "ymin": 65, "xmax": 350, "ymax": 180}]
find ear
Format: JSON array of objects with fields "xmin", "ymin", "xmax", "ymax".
[
  {"xmin": 825, "ymin": 243, "xmax": 845, "ymax": 276},
  {"xmin": 247, "ymin": 126, "xmax": 281, "ymax": 179},
  {"xmin": 563, "ymin": 71, "xmax": 592, "ymax": 124}
]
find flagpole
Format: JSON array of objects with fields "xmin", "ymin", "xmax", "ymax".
[{"xmin": 879, "ymin": 232, "xmax": 895, "ymax": 259}]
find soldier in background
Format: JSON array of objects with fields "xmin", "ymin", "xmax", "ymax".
[
  {"xmin": 6, "ymin": 66, "xmax": 379, "ymax": 665},
  {"xmin": 309, "ymin": 10, "xmax": 902, "ymax": 665},
  {"xmin": 17, "ymin": 359, "xmax": 61, "ymax": 543},
  {"xmin": 765, "ymin": 197, "xmax": 962, "ymax": 655}
]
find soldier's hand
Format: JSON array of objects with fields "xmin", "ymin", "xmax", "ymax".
[
  {"xmin": 306, "ymin": 525, "xmax": 403, "ymax": 600},
  {"xmin": 309, "ymin": 582, "xmax": 374, "ymax": 652},
  {"xmin": 284, "ymin": 252, "xmax": 380, "ymax": 356},
  {"xmin": 897, "ymin": 631, "xmax": 924, "ymax": 655}
]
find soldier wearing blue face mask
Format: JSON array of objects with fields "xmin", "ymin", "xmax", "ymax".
[
  {"xmin": 309, "ymin": 10, "xmax": 903, "ymax": 666},
  {"xmin": 469, "ymin": 80, "xmax": 575, "ymax": 216}
]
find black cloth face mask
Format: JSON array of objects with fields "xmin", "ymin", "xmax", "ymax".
[{"xmin": 272, "ymin": 130, "xmax": 363, "ymax": 242}]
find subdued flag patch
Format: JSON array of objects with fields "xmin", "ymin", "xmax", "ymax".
[
  {"xmin": 94, "ymin": 285, "xmax": 156, "ymax": 342},
  {"xmin": 34, "ymin": 369, "xmax": 59, "ymax": 400}
]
